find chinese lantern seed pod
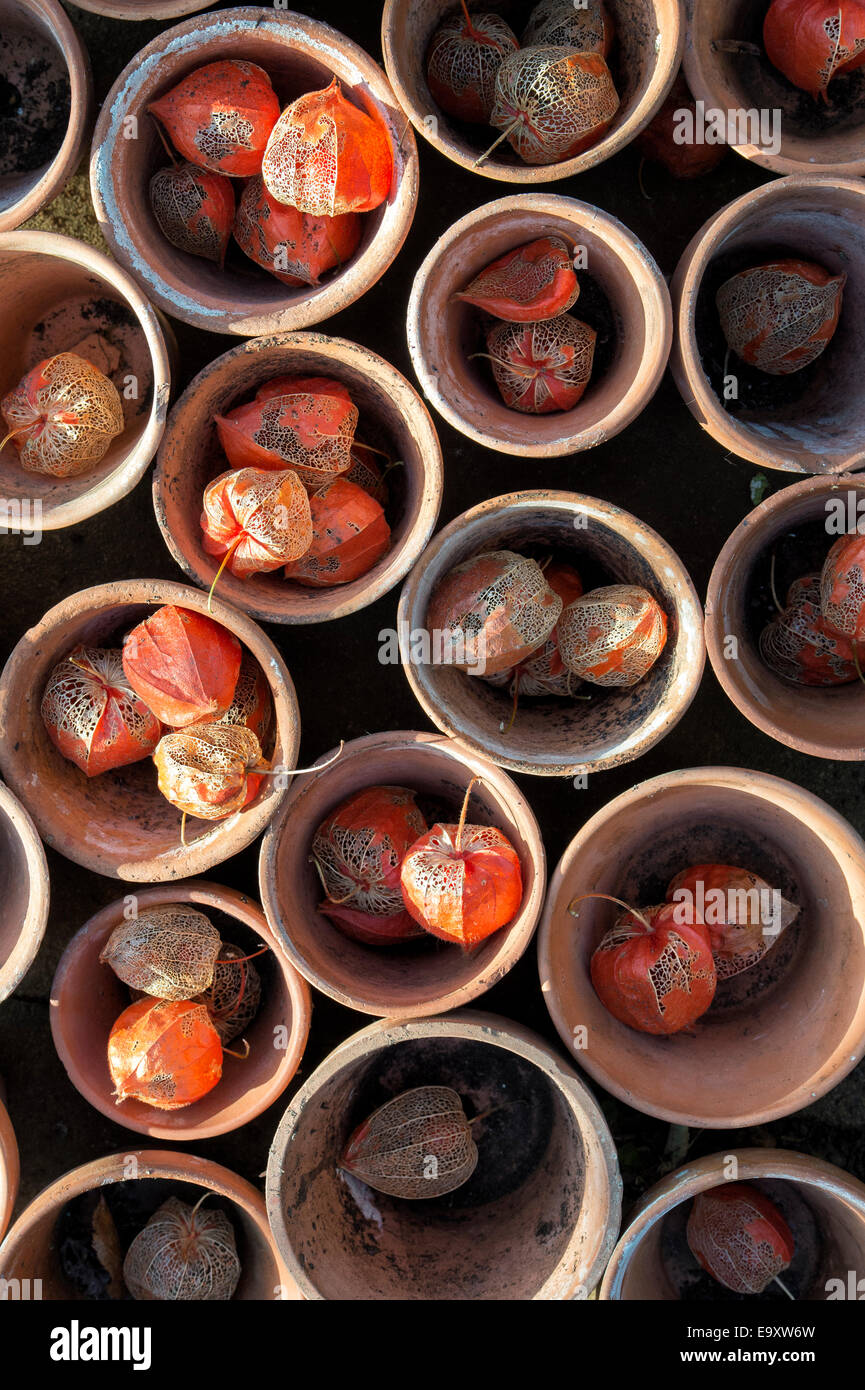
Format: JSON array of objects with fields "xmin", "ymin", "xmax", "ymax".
[
  {"xmin": 477, "ymin": 315, "xmax": 596, "ymax": 413},
  {"xmin": 284, "ymin": 476, "xmax": 390, "ymax": 587},
  {"xmin": 665, "ymin": 864, "xmax": 800, "ymax": 980},
  {"xmin": 341, "ymin": 1086, "xmax": 479, "ymax": 1199},
  {"xmin": 558, "ymin": 584, "xmax": 668, "ymax": 687},
  {"xmin": 763, "ymin": 0, "xmax": 865, "ymax": 103},
  {"xmin": 99, "ymin": 906, "xmax": 222, "ymax": 1000},
  {"xmin": 522, "ymin": 0, "xmax": 613, "ymax": 54},
  {"xmin": 716, "ymin": 260, "xmax": 845, "ymax": 376},
  {"xmin": 40, "ymin": 644, "xmax": 162, "ymax": 778},
  {"xmin": 820, "ymin": 534, "xmax": 865, "ymax": 643},
  {"xmin": 760, "ymin": 574, "xmax": 859, "ymax": 687},
  {"xmin": 200, "ymin": 466, "xmax": 313, "ymax": 601},
  {"xmin": 687, "ymin": 1183, "xmax": 795, "ymax": 1295},
  {"xmin": 194, "ymin": 942, "xmax": 262, "ymax": 1044},
  {"xmin": 216, "ymin": 649, "xmax": 272, "ymax": 746},
  {"xmin": 426, "ymin": 3, "xmax": 519, "ymax": 124},
  {"xmin": 108, "ymin": 998, "xmax": 223, "ymax": 1110},
  {"xmin": 426, "ymin": 548, "xmax": 563, "ymax": 677},
  {"xmin": 483, "ymin": 47, "xmax": 620, "ymax": 167},
  {"xmin": 1, "ymin": 353, "xmax": 124, "ymax": 478},
  {"xmin": 215, "ymin": 386, "xmax": 358, "ymax": 493},
  {"xmin": 147, "ymin": 59, "xmax": 280, "ymax": 177},
  {"xmin": 123, "ymin": 1196, "xmax": 241, "ymax": 1301},
  {"xmin": 454, "ymin": 236, "xmax": 580, "ymax": 322},
  {"xmin": 149, "ymin": 162, "xmax": 235, "ymax": 266},
  {"xmin": 485, "ymin": 561, "xmax": 585, "ymax": 715},
  {"xmin": 233, "ymin": 176, "xmax": 362, "ymax": 287},
  {"xmin": 154, "ymin": 722, "xmax": 263, "ymax": 821},
  {"xmin": 122, "ymin": 605, "xmax": 242, "ymax": 729}
]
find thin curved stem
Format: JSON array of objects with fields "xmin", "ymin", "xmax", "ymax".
[
  {"xmin": 474, "ymin": 114, "xmax": 523, "ymax": 168},
  {"xmin": 567, "ymin": 891, "xmax": 653, "ymax": 934},
  {"xmin": 207, "ymin": 535, "xmax": 243, "ymax": 611},
  {"xmin": 455, "ymin": 774, "xmax": 483, "ymax": 854}
]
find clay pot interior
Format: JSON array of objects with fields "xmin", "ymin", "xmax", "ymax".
[
  {"xmin": 408, "ymin": 196, "xmax": 670, "ymax": 456},
  {"xmin": 706, "ymin": 477, "xmax": 865, "ymax": 760},
  {"xmin": 154, "ymin": 335, "xmax": 442, "ymax": 625},
  {"xmin": 0, "ymin": 1093, "xmax": 18, "ymax": 1243},
  {"xmin": 260, "ymin": 732, "xmax": 544, "ymax": 1016},
  {"xmin": 540, "ymin": 769, "xmax": 865, "ymax": 1126},
  {"xmin": 0, "ymin": 782, "xmax": 49, "ymax": 1005},
  {"xmin": 398, "ymin": 492, "xmax": 704, "ymax": 776}
]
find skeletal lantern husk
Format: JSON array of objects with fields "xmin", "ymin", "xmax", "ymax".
[
  {"xmin": 124, "ymin": 1196, "xmax": 241, "ymax": 1301},
  {"xmin": 489, "ymin": 47, "xmax": 620, "ymax": 166},
  {"xmin": 194, "ymin": 942, "xmax": 262, "ymax": 1044},
  {"xmin": 149, "ymin": 162, "xmax": 235, "ymax": 266},
  {"xmin": 665, "ymin": 864, "xmax": 800, "ymax": 981},
  {"xmin": 233, "ymin": 175, "xmax": 362, "ymax": 287},
  {"xmin": 455, "ymin": 236, "xmax": 579, "ymax": 322},
  {"xmin": 426, "ymin": 548, "xmax": 563, "ymax": 676},
  {"xmin": 108, "ymin": 998, "xmax": 223, "ymax": 1110},
  {"xmin": 122, "ymin": 605, "xmax": 242, "ymax": 728},
  {"xmin": 763, "ymin": 0, "xmax": 865, "ymax": 103},
  {"xmin": 522, "ymin": 0, "xmax": 613, "ymax": 54},
  {"xmin": 40, "ymin": 644, "xmax": 162, "ymax": 778},
  {"xmin": 99, "ymin": 905, "xmax": 222, "ymax": 1000},
  {"xmin": 284, "ymin": 476, "xmax": 390, "ymax": 587},
  {"xmin": 262, "ymin": 77, "xmax": 392, "ymax": 217},
  {"xmin": 341, "ymin": 1086, "xmax": 479, "ymax": 1199},
  {"xmin": 760, "ymin": 574, "xmax": 859, "ymax": 686},
  {"xmin": 635, "ymin": 71, "xmax": 727, "ymax": 178},
  {"xmin": 154, "ymin": 722, "xmax": 263, "ymax": 820},
  {"xmin": 820, "ymin": 534, "xmax": 865, "ymax": 644},
  {"xmin": 200, "ymin": 467, "xmax": 313, "ymax": 578},
  {"xmin": 425, "ymin": 7, "xmax": 519, "ymax": 123},
  {"xmin": 483, "ymin": 315, "xmax": 596, "ymax": 413},
  {"xmin": 148, "ymin": 59, "xmax": 280, "ymax": 177},
  {"xmin": 1, "ymin": 353, "xmax": 124, "ymax": 478},
  {"xmin": 589, "ymin": 902, "xmax": 717, "ymax": 1035},
  {"xmin": 400, "ymin": 821, "xmax": 523, "ymax": 946},
  {"xmin": 345, "ymin": 441, "xmax": 389, "ymax": 504},
  {"xmin": 484, "ymin": 560, "xmax": 584, "ymax": 698},
  {"xmin": 216, "ymin": 649, "xmax": 273, "ymax": 745},
  {"xmin": 716, "ymin": 259, "xmax": 845, "ymax": 376},
  {"xmin": 215, "ymin": 386, "xmax": 358, "ymax": 494},
  {"xmin": 687, "ymin": 1183, "xmax": 795, "ymax": 1295},
  {"xmin": 558, "ymin": 584, "xmax": 668, "ymax": 687}
]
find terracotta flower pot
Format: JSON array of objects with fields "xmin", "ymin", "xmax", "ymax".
[
  {"xmin": 684, "ymin": 0, "xmax": 865, "ymax": 178},
  {"xmin": 259, "ymin": 730, "xmax": 545, "ymax": 1017},
  {"xmin": 0, "ymin": 1149, "xmax": 301, "ymax": 1299},
  {"xmin": 538, "ymin": 766, "xmax": 865, "ymax": 1128},
  {"xmin": 407, "ymin": 194, "xmax": 671, "ymax": 457},
  {"xmin": 0, "ymin": 579, "xmax": 301, "ymax": 880},
  {"xmin": 70, "ymin": 0, "xmax": 213, "ymax": 16},
  {"xmin": 706, "ymin": 476, "xmax": 865, "ymax": 761},
  {"xmin": 154, "ymin": 333, "xmax": 443, "ymax": 625},
  {"xmin": 0, "ymin": 781, "xmax": 49, "ymax": 1006},
  {"xmin": 382, "ymin": 0, "xmax": 683, "ymax": 183},
  {"xmin": 90, "ymin": 7, "xmax": 419, "ymax": 335},
  {"xmin": 50, "ymin": 880, "xmax": 311, "ymax": 1142},
  {"xmin": 0, "ymin": 0, "xmax": 92, "ymax": 233},
  {"xmin": 670, "ymin": 176, "xmax": 865, "ymax": 474},
  {"xmin": 601, "ymin": 1148, "xmax": 865, "ymax": 1300},
  {"xmin": 0, "ymin": 230, "xmax": 172, "ymax": 531},
  {"xmin": 0, "ymin": 1089, "xmax": 19, "ymax": 1243},
  {"xmin": 398, "ymin": 490, "xmax": 705, "ymax": 777},
  {"xmin": 266, "ymin": 1011, "xmax": 621, "ymax": 1300}
]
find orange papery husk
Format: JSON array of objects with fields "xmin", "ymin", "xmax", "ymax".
[
  {"xmin": 216, "ymin": 649, "xmax": 272, "ymax": 746},
  {"xmin": 1, "ymin": 352, "xmax": 124, "ymax": 478},
  {"xmin": 344, "ymin": 445, "xmax": 389, "ymax": 504},
  {"xmin": 590, "ymin": 903, "xmax": 716, "ymax": 1035},
  {"xmin": 123, "ymin": 1196, "xmax": 240, "ymax": 1302},
  {"xmin": 150, "ymin": 162, "xmax": 235, "ymax": 266},
  {"xmin": 485, "ymin": 560, "xmax": 584, "ymax": 698},
  {"xmin": 522, "ymin": 0, "xmax": 613, "ymax": 54},
  {"xmin": 760, "ymin": 574, "xmax": 858, "ymax": 686},
  {"xmin": 687, "ymin": 1184, "xmax": 795, "ymax": 1294},
  {"xmin": 665, "ymin": 864, "xmax": 800, "ymax": 980},
  {"xmin": 154, "ymin": 722, "xmax": 263, "ymax": 821},
  {"xmin": 193, "ymin": 942, "xmax": 262, "ymax": 1044},
  {"xmin": 233, "ymin": 176, "xmax": 361, "ymax": 286},
  {"xmin": 100, "ymin": 905, "xmax": 222, "ymax": 1000},
  {"xmin": 635, "ymin": 71, "xmax": 727, "ymax": 178},
  {"xmin": 284, "ymin": 477, "xmax": 390, "ymax": 587},
  {"xmin": 426, "ymin": 7, "xmax": 519, "ymax": 124},
  {"xmin": 148, "ymin": 59, "xmax": 280, "ymax": 177},
  {"xmin": 455, "ymin": 236, "xmax": 579, "ymax": 322},
  {"xmin": 400, "ymin": 821, "xmax": 523, "ymax": 947},
  {"xmin": 341, "ymin": 1086, "xmax": 478, "ymax": 1199},
  {"xmin": 108, "ymin": 997, "xmax": 223, "ymax": 1110},
  {"xmin": 483, "ymin": 315, "xmax": 596, "ymax": 413},
  {"xmin": 820, "ymin": 534, "xmax": 865, "ymax": 643},
  {"xmin": 261, "ymin": 77, "xmax": 392, "ymax": 217},
  {"xmin": 716, "ymin": 259, "xmax": 845, "ymax": 376},
  {"xmin": 122, "ymin": 605, "xmax": 241, "ymax": 729},
  {"xmin": 763, "ymin": 0, "xmax": 865, "ymax": 103},
  {"xmin": 200, "ymin": 467, "xmax": 313, "ymax": 578},
  {"xmin": 312, "ymin": 784, "xmax": 428, "ymax": 945},
  {"xmin": 427, "ymin": 548, "xmax": 563, "ymax": 677},
  {"xmin": 558, "ymin": 584, "xmax": 668, "ymax": 687},
  {"xmin": 489, "ymin": 47, "xmax": 620, "ymax": 166},
  {"xmin": 215, "ymin": 389, "xmax": 358, "ymax": 492},
  {"xmin": 40, "ymin": 644, "xmax": 162, "ymax": 778}
]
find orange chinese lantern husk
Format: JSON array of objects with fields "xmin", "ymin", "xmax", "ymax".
[
  {"xmin": 716, "ymin": 259, "xmax": 845, "ymax": 376},
  {"xmin": 122, "ymin": 605, "xmax": 241, "ymax": 729},
  {"xmin": 108, "ymin": 997, "xmax": 223, "ymax": 1110},
  {"xmin": 1, "ymin": 352, "xmax": 124, "ymax": 478},
  {"xmin": 820, "ymin": 534, "xmax": 865, "ymax": 644},
  {"xmin": 154, "ymin": 722, "xmax": 262, "ymax": 820},
  {"xmin": 635, "ymin": 71, "xmax": 726, "ymax": 178},
  {"xmin": 488, "ymin": 47, "xmax": 619, "ymax": 166},
  {"xmin": 687, "ymin": 1184, "xmax": 795, "ymax": 1294},
  {"xmin": 123, "ymin": 1197, "xmax": 241, "ymax": 1301},
  {"xmin": 216, "ymin": 650, "xmax": 272, "ymax": 746},
  {"xmin": 522, "ymin": 0, "xmax": 614, "ymax": 54},
  {"xmin": 262, "ymin": 77, "xmax": 392, "ymax": 217},
  {"xmin": 341, "ymin": 1086, "xmax": 479, "ymax": 1199},
  {"xmin": 455, "ymin": 236, "xmax": 579, "ymax": 322},
  {"xmin": 233, "ymin": 176, "xmax": 361, "ymax": 286},
  {"xmin": 427, "ymin": 548, "xmax": 563, "ymax": 676},
  {"xmin": 215, "ymin": 388, "xmax": 358, "ymax": 493},
  {"xmin": 253, "ymin": 374, "xmax": 353, "ymax": 406},
  {"xmin": 479, "ymin": 315, "xmax": 596, "ymax": 413},
  {"xmin": 201, "ymin": 467, "xmax": 313, "ymax": 579},
  {"xmin": 589, "ymin": 902, "xmax": 716, "ymax": 1034},
  {"xmin": 150, "ymin": 162, "xmax": 235, "ymax": 266},
  {"xmin": 666, "ymin": 863, "xmax": 800, "ymax": 980},
  {"xmin": 485, "ymin": 561, "xmax": 584, "ymax": 698},
  {"xmin": 763, "ymin": 0, "xmax": 865, "ymax": 102},
  {"xmin": 284, "ymin": 476, "xmax": 389, "ymax": 587},
  {"xmin": 760, "ymin": 574, "xmax": 858, "ymax": 686},
  {"xmin": 99, "ymin": 904, "xmax": 222, "ymax": 1000},
  {"xmin": 345, "ymin": 442, "xmax": 389, "ymax": 504},
  {"xmin": 148, "ymin": 59, "xmax": 280, "ymax": 176},
  {"xmin": 426, "ymin": 5, "xmax": 519, "ymax": 124},
  {"xmin": 194, "ymin": 942, "xmax": 262, "ymax": 1044},
  {"xmin": 558, "ymin": 584, "xmax": 668, "ymax": 687},
  {"xmin": 40, "ymin": 644, "xmax": 162, "ymax": 778}
]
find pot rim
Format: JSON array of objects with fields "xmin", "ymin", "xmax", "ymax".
[
  {"xmin": 0, "ymin": 781, "xmax": 50, "ymax": 1005},
  {"xmin": 0, "ymin": 1095, "xmax": 19, "ymax": 1243},
  {"xmin": 69, "ymin": 0, "xmax": 213, "ymax": 16}
]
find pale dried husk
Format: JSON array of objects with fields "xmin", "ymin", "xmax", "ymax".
[
  {"xmin": 490, "ymin": 46, "xmax": 619, "ymax": 165},
  {"xmin": 2, "ymin": 353, "xmax": 124, "ymax": 477},
  {"xmin": 123, "ymin": 1197, "xmax": 241, "ymax": 1301},
  {"xmin": 716, "ymin": 264, "xmax": 845, "ymax": 375},
  {"xmin": 341, "ymin": 1085, "xmax": 478, "ymax": 1199},
  {"xmin": 100, "ymin": 905, "xmax": 222, "ymax": 1000},
  {"xmin": 522, "ymin": 0, "xmax": 610, "ymax": 51},
  {"xmin": 194, "ymin": 941, "xmax": 262, "ymax": 1044},
  {"xmin": 154, "ymin": 723, "xmax": 262, "ymax": 819},
  {"xmin": 558, "ymin": 584, "xmax": 667, "ymax": 686}
]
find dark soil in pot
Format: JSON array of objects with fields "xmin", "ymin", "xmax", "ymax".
[{"xmin": 0, "ymin": 25, "xmax": 69, "ymax": 182}]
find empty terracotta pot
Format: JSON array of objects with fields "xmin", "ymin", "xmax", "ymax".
[
  {"xmin": 0, "ymin": 1149, "xmax": 301, "ymax": 1299},
  {"xmin": 0, "ymin": 230, "xmax": 172, "ymax": 531},
  {"xmin": 259, "ymin": 730, "xmax": 545, "ymax": 1017},
  {"xmin": 538, "ymin": 766, "xmax": 865, "ymax": 1128},
  {"xmin": 684, "ymin": 0, "xmax": 865, "ymax": 178},
  {"xmin": 382, "ymin": 0, "xmax": 683, "ymax": 183},
  {"xmin": 154, "ymin": 333, "xmax": 443, "ymax": 625},
  {"xmin": 398, "ymin": 490, "xmax": 705, "ymax": 776},
  {"xmin": 0, "ymin": 0, "xmax": 92, "ymax": 233},
  {"xmin": 0, "ymin": 1088, "xmax": 18, "ymax": 1243},
  {"xmin": 407, "ymin": 194, "xmax": 671, "ymax": 457},
  {"xmin": 0, "ymin": 579, "xmax": 300, "ymax": 880},
  {"xmin": 706, "ymin": 476, "xmax": 865, "ymax": 761},
  {"xmin": 0, "ymin": 780, "xmax": 49, "ymax": 1006},
  {"xmin": 670, "ymin": 176, "xmax": 865, "ymax": 474},
  {"xmin": 601, "ymin": 1148, "xmax": 865, "ymax": 1300},
  {"xmin": 91, "ymin": 7, "xmax": 419, "ymax": 335},
  {"xmin": 50, "ymin": 880, "xmax": 311, "ymax": 1142},
  {"xmin": 70, "ymin": 0, "xmax": 212, "ymax": 15},
  {"xmin": 266, "ymin": 1011, "xmax": 621, "ymax": 1300}
]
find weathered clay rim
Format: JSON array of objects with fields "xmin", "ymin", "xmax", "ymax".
[
  {"xmin": 265, "ymin": 1010, "xmax": 622, "ymax": 1300},
  {"xmin": 600, "ymin": 1147, "xmax": 865, "ymax": 1298},
  {"xmin": 70, "ymin": 0, "xmax": 213, "ymax": 16},
  {"xmin": 0, "ymin": 1094, "xmax": 19, "ymax": 1243},
  {"xmin": 407, "ymin": 194, "xmax": 672, "ymax": 458},
  {"xmin": 153, "ymin": 332, "xmax": 444, "ymax": 625},
  {"xmin": 90, "ymin": 7, "xmax": 419, "ymax": 335},
  {"xmin": 381, "ymin": 0, "xmax": 683, "ymax": 184},
  {"xmin": 258, "ymin": 730, "xmax": 547, "ymax": 1016},
  {"xmin": 0, "ymin": 781, "xmax": 49, "ymax": 1006}
]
